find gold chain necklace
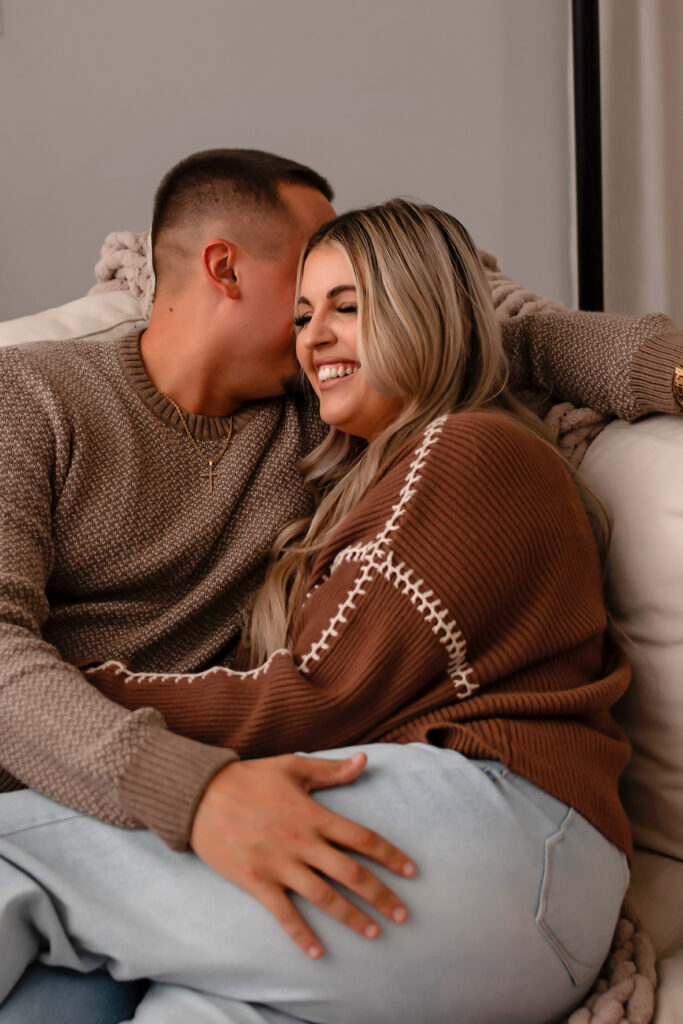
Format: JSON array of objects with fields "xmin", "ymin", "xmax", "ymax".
[{"xmin": 163, "ymin": 394, "xmax": 233, "ymax": 494}]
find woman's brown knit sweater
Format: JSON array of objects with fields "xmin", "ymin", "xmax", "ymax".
[{"xmin": 87, "ymin": 411, "xmax": 633, "ymax": 860}]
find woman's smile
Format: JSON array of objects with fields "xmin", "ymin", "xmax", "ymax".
[{"xmin": 315, "ymin": 361, "xmax": 361, "ymax": 386}]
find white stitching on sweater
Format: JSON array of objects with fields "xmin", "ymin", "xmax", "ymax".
[
  {"xmin": 376, "ymin": 552, "xmax": 475, "ymax": 692},
  {"xmin": 374, "ymin": 418, "xmax": 445, "ymax": 546},
  {"xmin": 299, "ymin": 559, "xmax": 376, "ymax": 673},
  {"xmin": 89, "ymin": 648, "xmax": 291, "ymax": 685},
  {"xmin": 301, "ymin": 416, "xmax": 476, "ymax": 694}
]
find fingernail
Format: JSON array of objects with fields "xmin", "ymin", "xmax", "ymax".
[
  {"xmin": 308, "ymin": 944, "xmax": 323, "ymax": 959},
  {"xmin": 402, "ymin": 861, "xmax": 416, "ymax": 877},
  {"xmin": 364, "ymin": 923, "xmax": 380, "ymax": 939},
  {"xmin": 392, "ymin": 906, "xmax": 408, "ymax": 924}
]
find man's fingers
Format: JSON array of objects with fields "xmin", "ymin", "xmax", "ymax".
[
  {"xmin": 281, "ymin": 863, "xmax": 384, "ymax": 943},
  {"xmin": 292, "ymin": 751, "xmax": 367, "ymax": 790},
  {"xmin": 305, "ymin": 844, "xmax": 409, "ymax": 925},
  {"xmin": 257, "ymin": 883, "xmax": 325, "ymax": 960},
  {"xmin": 286, "ymin": 753, "xmax": 416, "ymax": 878},
  {"xmin": 191, "ymin": 754, "xmax": 417, "ymax": 956},
  {"xmin": 322, "ymin": 813, "xmax": 416, "ymax": 880}
]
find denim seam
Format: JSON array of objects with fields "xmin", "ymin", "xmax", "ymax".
[
  {"xmin": 534, "ymin": 807, "xmax": 597, "ymax": 985},
  {"xmin": 0, "ymin": 813, "xmax": 86, "ymax": 839}
]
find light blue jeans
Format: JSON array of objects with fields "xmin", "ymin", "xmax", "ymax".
[{"xmin": 0, "ymin": 744, "xmax": 628, "ymax": 1024}]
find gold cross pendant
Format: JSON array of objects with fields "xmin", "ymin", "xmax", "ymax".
[{"xmin": 203, "ymin": 460, "xmax": 217, "ymax": 494}]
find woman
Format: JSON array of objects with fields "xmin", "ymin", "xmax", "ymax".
[{"xmin": 0, "ymin": 200, "xmax": 630, "ymax": 1024}]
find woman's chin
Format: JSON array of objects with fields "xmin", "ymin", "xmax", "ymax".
[{"xmin": 319, "ymin": 411, "xmax": 371, "ymax": 440}]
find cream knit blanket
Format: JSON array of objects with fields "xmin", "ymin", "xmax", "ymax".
[
  {"xmin": 88, "ymin": 232, "xmax": 656, "ymax": 1023},
  {"xmin": 90, "ymin": 230, "xmax": 155, "ymax": 320}
]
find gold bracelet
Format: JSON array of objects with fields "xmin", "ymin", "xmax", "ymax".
[{"xmin": 673, "ymin": 365, "xmax": 683, "ymax": 409}]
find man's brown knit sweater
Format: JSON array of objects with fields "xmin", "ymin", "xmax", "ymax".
[
  {"xmin": 86, "ymin": 412, "xmax": 633, "ymax": 859},
  {"xmin": 0, "ymin": 332, "xmax": 326, "ymax": 845}
]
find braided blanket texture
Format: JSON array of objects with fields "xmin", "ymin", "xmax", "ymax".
[
  {"xmin": 477, "ymin": 249, "xmax": 610, "ymax": 467},
  {"xmin": 89, "ymin": 230, "xmax": 155, "ymax": 319},
  {"xmin": 564, "ymin": 895, "xmax": 657, "ymax": 1024},
  {"xmin": 88, "ymin": 234, "xmax": 657, "ymax": 1022},
  {"xmin": 543, "ymin": 402, "xmax": 610, "ymax": 469},
  {"xmin": 478, "ymin": 248, "xmax": 568, "ymax": 319}
]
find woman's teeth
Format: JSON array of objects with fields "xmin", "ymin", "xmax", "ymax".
[{"xmin": 317, "ymin": 363, "xmax": 359, "ymax": 383}]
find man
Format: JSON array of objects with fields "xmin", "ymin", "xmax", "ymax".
[
  {"xmin": 1, "ymin": 145, "xmax": 418, "ymax": 932},
  {"xmin": 1, "ymin": 151, "xmax": 423, "ymax": 1021},
  {"xmin": 1, "ymin": 148, "xmax": 682, "ymax": 1021}
]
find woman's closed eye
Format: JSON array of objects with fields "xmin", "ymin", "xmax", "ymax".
[{"xmin": 294, "ymin": 305, "xmax": 357, "ymax": 329}]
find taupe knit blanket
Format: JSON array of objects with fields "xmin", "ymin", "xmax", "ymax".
[
  {"xmin": 477, "ymin": 249, "xmax": 610, "ymax": 468},
  {"xmin": 564, "ymin": 896, "xmax": 656, "ymax": 1024},
  {"xmin": 90, "ymin": 230, "xmax": 155, "ymax": 319},
  {"xmin": 89, "ymin": 233, "xmax": 657, "ymax": 1023}
]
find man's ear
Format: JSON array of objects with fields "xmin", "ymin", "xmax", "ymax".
[{"xmin": 201, "ymin": 239, "xmax": 240, "ymax": 298}]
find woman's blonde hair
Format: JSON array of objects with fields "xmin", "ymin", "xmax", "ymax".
[{"xmin": 244, "ymin": 198, "xmax": 549, "ymax": 665}]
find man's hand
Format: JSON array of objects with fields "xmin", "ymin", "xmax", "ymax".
[{"xmin": 190, "ymin": 752, "xmax": 416, "ymax": 958}]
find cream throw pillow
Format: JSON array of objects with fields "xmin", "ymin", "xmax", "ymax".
[{"xmin": 0, "ymin": 291, "xmax": 145, "ymax": 347}]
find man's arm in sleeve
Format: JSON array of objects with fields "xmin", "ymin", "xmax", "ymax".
[
  {"xmin": 479, "ymin": 250, "xmax": 683, "ymax": 421},
  {"xmin": 0, "ymin": 346, "xmax": 234, "ymax": 849}
]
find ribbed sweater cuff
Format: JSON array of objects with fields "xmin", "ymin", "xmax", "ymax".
[
  {"xmin": 630, "ymin": 331, "xmax": 683, "ymax": 419},
  {"xmin": 118, "ymin": 727, "xmax": 238, "ymax": 851}
]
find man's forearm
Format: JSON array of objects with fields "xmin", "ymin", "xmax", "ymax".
[{"xmin": 479, "ymin": 252, "xmax": 683, "ymax": 419}]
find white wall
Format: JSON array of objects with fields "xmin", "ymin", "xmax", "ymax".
[
  {"xmin": 0, "ymin": 0, "xmax": 573, "ymax": 320},
  {"xmin": 601, "ymin": 0, "xmax": 683, "ymax": 322}
]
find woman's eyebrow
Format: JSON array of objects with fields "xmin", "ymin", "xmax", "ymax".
[
  {"xmin": 297, "ymin": 284, "xmax": 356, "ymax": 307},
  {"xmin": 327, "ymin": 284, "xmax": 356, "ymax": 298}
]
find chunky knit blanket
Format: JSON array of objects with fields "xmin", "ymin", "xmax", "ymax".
[
  {"xmin": 90, "ymin": 230, "xmax": 155, "ymax": 319},
  {"xmin": 477, "ymin": 249, "xmax": 611, "ymax": 468},
  {"xmin": 89, "ymin": 232, "xmax": 657, "ymax": 1023},
  {"xmin": 564, "ymin": 896, "xmax": 656, "ymax": 1024}
]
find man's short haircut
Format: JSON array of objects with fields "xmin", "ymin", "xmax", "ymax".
[{"xmin": 151, "ymin": 148, "xmax": 334, "ymax": 281}]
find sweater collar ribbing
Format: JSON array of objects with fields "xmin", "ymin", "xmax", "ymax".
[{"xmin": 116, "ymin": 331, "xmax": 263, "ymax": 440}]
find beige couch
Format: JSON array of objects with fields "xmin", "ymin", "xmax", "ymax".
[
  {"xmin": 1, "ymin": 292, "xmax": 682, "ymax": 1022},
  {"xmin": 581, "ymin": 419, "xmax": 683, "ymax": 1023}
]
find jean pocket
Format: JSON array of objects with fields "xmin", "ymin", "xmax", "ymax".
[{"xmin": 534, "ymin": 807, "xmax": 628, "ymax": 986}]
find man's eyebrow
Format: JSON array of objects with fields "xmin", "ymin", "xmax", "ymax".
[{"xmin": 297, "ymin": 284, "xmax": 356, "ymax": 307}]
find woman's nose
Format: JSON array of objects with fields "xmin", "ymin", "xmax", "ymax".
[{"xmin": 300, "ymin": 315, "xmax": 335, "ymax": 349}]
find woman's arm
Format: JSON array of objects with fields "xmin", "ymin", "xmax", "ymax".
[
  {"xmin": 84, "ymin": 411, "xmax": 606, "ymax": 760},
  {"xmin": 83, "ymin": 555, "xmax": 452, "ymax": 758}
]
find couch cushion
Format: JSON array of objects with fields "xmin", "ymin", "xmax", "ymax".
[
  {"xmin": 0, "ymin": 292, "xmax": 145, "ymax": 347},
  {"xmin": 653, "ymin": 951, "xmax": 683, "ymax": 1024},
  {"xmin": 581, "ymin": 416, "xmax": 683, "ymax": 862}
]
